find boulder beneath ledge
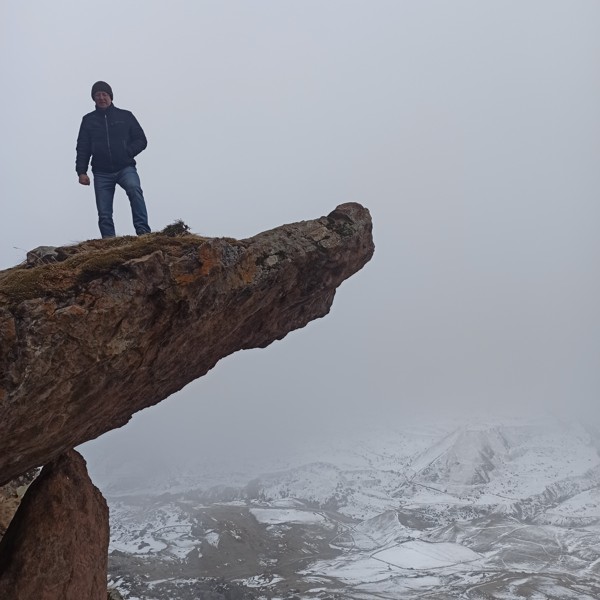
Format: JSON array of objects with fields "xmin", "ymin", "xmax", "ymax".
[
  {"xmin": 0, "ymin": 203, "xmax": 374, "ymax": 485},
  {"xmin": 0, "ymin": 450, "xmax": 109, "ymax": 600}
]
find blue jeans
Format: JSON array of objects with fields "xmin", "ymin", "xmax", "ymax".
[{"xmin": 93, "ymin": 166, "xmax": 151, "ymax": 238}]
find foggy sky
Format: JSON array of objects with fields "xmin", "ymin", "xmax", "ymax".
[{"xmin": 2, "ymin": 1, "xmax": 600, "ymax": 469}]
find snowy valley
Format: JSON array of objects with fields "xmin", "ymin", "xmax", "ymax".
[{"xmin": 87, "ymin": 414, "xmax": 600, "ymax": 599}]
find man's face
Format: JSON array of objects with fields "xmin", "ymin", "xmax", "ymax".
[{"xmin": 93, "ymin": 91, "xmax": 112, "ymax": 109}]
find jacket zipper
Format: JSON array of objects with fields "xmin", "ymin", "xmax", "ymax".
[{"xmin": 104, "ymin": 114, "xmax": 113, "ymax": 167}]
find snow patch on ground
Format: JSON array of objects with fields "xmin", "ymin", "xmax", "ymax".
[
  {"xmin": 250, "ymin": 508, "xmax": 325, "ymax": 525},
  {"xmin": 203, "ymin": 531, "xmax": 220, "ymax": 547},
  {"xmin": 109, "ymin": 502, "xmax": 195, "ymax": 559},
  {"xmin": 237, "ymin": 574, "xmax": 284, "ymax": 588},
  {"xmin": 373, "ymin": 540, "xmax": 482, "ymax": 569}
]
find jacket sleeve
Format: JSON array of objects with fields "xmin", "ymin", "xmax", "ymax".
[
  {"xmin": 127, "ymin": 113, "xmax": 148, "ymax": 158},
  {"xmin": 75, "ymin": 117, "xmax": 92, "ymax": 174}
]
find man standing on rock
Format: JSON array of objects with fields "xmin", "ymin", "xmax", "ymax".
[{"xmin": 76, "ymin": 81, "xmax": 151, "ymax": 238}]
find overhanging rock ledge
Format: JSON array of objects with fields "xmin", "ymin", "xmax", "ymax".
[{"xmin": 0, "ymin": 203, "xmax": 374, "ymax": 484}]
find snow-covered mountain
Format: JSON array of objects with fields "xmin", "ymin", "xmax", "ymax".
[{"xmin": 85, "ymin": 414, "xmax": 600, "ymax": 599}]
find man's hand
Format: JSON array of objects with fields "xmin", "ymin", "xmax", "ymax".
[{"xmin": 78, "ymin": 174, "xmax": 90, "ymax": 186}]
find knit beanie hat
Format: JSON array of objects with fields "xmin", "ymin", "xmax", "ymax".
[{"xmin": 91, "ymin": 81, "xmax": 113, "ymax": 100}]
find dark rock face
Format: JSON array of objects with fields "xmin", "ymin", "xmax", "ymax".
[
  {"xmin": 0, "ymin": 450, "xmax": 109, "ymax": 599},
  {"xmin": 0, "ymin": 204, "xmax": 374, "ymax": 485}
]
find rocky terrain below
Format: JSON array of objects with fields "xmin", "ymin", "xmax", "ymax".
[{"xmin": 89, "ymin": 414, "xmax": 600, "ymax": 599}]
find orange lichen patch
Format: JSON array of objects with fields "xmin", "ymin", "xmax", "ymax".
[
  {"xmin": 237, "ymin": 253, "xmax": 258, "ymax": 285},
  {"xmin": 173, "ymin": 273, "xmax": 197, "ymax": 286},
  {"xmin": 198, "ymin": 243, "xmax": 224, "ymax": 277},
  {"xmin": 169, "ymin": 259, "xmax": 199, "ymax": 287},
  {"xmin": 0, "ymin": 317, "xmax": 16, "ymax": 344}
]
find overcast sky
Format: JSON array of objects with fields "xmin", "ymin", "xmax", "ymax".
[{"xmin": 2, "ymin": 1, "xmax": 600, "ymax": 476}]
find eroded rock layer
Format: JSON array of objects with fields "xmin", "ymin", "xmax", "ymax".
[{"xmin": 0, "ymin": 203, "xmax": 374, "ymax": 484}]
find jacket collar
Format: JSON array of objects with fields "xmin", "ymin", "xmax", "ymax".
[{"xmin": 95, "ymin": 103, "xmax": 116, "ymax": 115}]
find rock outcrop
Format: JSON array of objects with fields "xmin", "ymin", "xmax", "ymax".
[
  {"xmin": 0, "ymin": 450, "xmax": 109, "ymax": 599},
  {"xmin": 0, "ymin": 203, "xmax": 374, "ymax": 485}
]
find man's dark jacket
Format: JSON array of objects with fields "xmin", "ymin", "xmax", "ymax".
[{"xmin": 76, "ymin": 104, "xmax": 147, "ymax": 175}]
